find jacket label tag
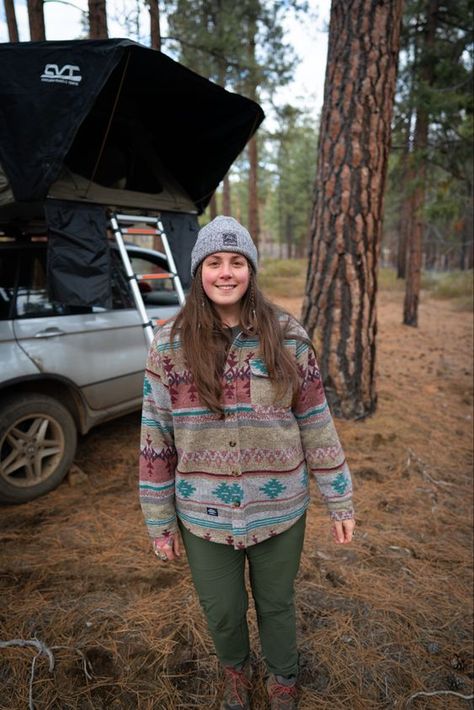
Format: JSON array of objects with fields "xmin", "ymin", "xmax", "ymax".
[{"xmin": 207, "ymin": 507, "xmax": 219, "ymax": 516}]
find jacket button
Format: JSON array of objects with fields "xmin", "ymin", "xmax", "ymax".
[
  {"xmin": 232, "ymin": 500, "xmax": 241, "ymax": 508},
  {"xmin": 231, "ymin": 470, "xmax": 241, "ymax": 477},
  {"xmin": 229, "ymin": 441, "xmax": 237, "ymax": 447}
]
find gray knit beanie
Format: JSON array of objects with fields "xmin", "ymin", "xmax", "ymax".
[{"xmin": 191, "ymin": 216, "xmax": 258, "ymax": 277}]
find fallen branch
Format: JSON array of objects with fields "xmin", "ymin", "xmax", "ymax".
[
  {"xmin": 407, "ymin": 448, "xmax": 456, "ymax": 487},
  {"xmin": 0, "ymin": 638, "xmax": 55, "ymax": 671},
  {"xmin": 406, "ymin": 689, "xmax": 474, "ymax": 706},
  {"xmin": 0, "ymin": 638, "xmax": 55, "ymax": 710}
]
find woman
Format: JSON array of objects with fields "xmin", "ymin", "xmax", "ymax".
[{"xmin": 139, "ymin": 216, "xmax": 355, "ymax": 710}]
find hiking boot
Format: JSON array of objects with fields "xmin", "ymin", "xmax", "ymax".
[
  {"xmin": 266, "ymin": 674, "xmax": 298, "ymax": 709},
  {"xmin": 220, "ymin": 663, "xmax": 252, "ymax": 710}
]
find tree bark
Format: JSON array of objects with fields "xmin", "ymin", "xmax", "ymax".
[
  {"xmin": 397, "ymin": 120, "xmax": 415, "ymax": 279},
  {"xmin": 397, "ymin": 191, "xmax": 411, "ymax": 278},
  {"xmin": 4, "ymin": 0, "xmax": 19, "ymax": 41},
  {"xmin": 216, "ymin": 57, "xmax": 232, "ymax": 218},
  {"xmin": 301, "ymin": 0, "xmax": 404, "ymax": 419},
  {"xmin": 248, "ymin": 135, "xmax": 259, "ymax": 247},
  {"xmin": 403, "ymin": 0, "xmax": 438, "ymax": 326},
  {"xmin": 27, "ymin": 0, "xmax": 45, "ymax": 40},
  {"xmin": 223, "ymin": 175, "xmax": 232, "ymax": 215},
  {"xmin": 88, "ymin": 0, "xmax": 108, "ymax": 39},
  {"xmin": 209, "ymin": 193, "xmax": 217, "ymax": 220},
  {"xmin": 247, "ymin": 13, "xmax": 259, "ymax": 248},
  {"xmin": 147, "ymin": 0, "xmax": 161, "ymax": 50},
  {"xmin": 286, "ymin": 214, "xmax": 293, "ymax": 259}
]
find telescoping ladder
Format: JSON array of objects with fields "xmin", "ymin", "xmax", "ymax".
[{"xmin": 108, "ymin": 212, "xmax": 186, "ymax": 347}]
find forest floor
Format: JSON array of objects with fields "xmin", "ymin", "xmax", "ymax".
[{"xmin": 0, "ymin": 286, "xmax": 473, "ymax": 709}]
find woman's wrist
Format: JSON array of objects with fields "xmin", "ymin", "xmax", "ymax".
[{"xmin": 153, "ymin": 532, "xmax": 175, "ymax": 550}]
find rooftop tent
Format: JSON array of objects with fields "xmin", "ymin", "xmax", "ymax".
[{"xmin": 0, "ymin": 38, "xmax": 264, "ymax": 216}]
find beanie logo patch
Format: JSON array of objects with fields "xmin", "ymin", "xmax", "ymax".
[{"xmin": 222, "ymin": 232, "xmax": 238, "ymax": 246}]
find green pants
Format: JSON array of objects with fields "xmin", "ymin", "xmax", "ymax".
[{"xmin": 179, "ymin": 515, "xmax": 306, "ymax": 677}]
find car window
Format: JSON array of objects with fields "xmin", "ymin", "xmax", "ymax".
[
  {"xmin": 0, "ymin": 242, "xmax": 176, "ymax": 319},
  {"xmin": 5, "ymin": 245, "xmax": 135, "ymax": 318},
  {"xmin": 130, "ymin": 255, "xmax": 179, "ymax": 305},
  {"xmin": 15, "ymin": 248, "xmax": 70, "ymax": 318}
]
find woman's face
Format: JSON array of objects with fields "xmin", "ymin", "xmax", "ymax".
[{"xmin": 201, "ymin": 251, "xmax": 250, "ymax": 320}]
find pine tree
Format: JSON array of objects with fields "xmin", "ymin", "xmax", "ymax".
[
  {"xmin": 147, "ymin": 0, "xmax": 161, "ymax": 49},
  {"xmin": 27, "ymin": 0, "xmax": 45, "ymax": 40},
  {"xmin": 165, "ymin": 0, "xmax": 303, "ymax": 238},
  {"xmin": 301, "ymin": 0, "xmax": 404, "ymax": 419},
  {"xmin": 88, "ymin": 0, "xmax": 108, "ymax": 38},
  {"xmin": 386, "ymin": 0, "xmax": 473, "ymax": 290},
  {"xmin": 4, "ymin": 0, "xmax": 19, "ymax": 41},
  {"xmin": 267, "ymin": 105, "xmax": 317, "ymax": 258}
]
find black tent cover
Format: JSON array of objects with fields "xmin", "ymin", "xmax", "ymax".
[{"xmin": 0, "ymin": 38, "xmax": 264, "ymax": 215}]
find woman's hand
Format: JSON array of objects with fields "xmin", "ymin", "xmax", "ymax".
[
  {"xmin": 331, "ymin": 518, "xmax": 355, "ymax": 544},
  {"xmin": 153, "ymin": 533, "xmax": 181, "ymax": 562}
]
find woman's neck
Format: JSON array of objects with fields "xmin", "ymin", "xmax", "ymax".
[{"xmin": 215, "ymin": 305, "xmax": 241, "ymax": 328}]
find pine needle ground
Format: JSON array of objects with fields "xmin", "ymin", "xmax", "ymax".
[{"xmin": 0, "ymin": 283, "xmax": 472, "ymax": 709}]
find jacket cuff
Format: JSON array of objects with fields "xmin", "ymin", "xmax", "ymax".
[
  {"xmin": 148, "ymin": 525, "xmax": 177, "ymax": 542},
  {"xmin": 329, "ymin": 509, "xmax": 355, "ymax": 521}
]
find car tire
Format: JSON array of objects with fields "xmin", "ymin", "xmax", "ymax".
[{"xmin": 0, "ymin": 394, "xmax": 77, "ymax": 504}]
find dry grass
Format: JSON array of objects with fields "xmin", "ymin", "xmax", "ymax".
[{"xmin": 0, "ymin": 287, "xmax": 473, "ymax": 709}]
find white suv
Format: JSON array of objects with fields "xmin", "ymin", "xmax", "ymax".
[{"xmin": 0, "ymin": 236, "xmax": 180, "ymax": 504}]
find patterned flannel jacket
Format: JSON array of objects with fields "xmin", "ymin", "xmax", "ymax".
[{"xmin": 139, "ymin": 316, "xmax": 354, "ymax": 550}]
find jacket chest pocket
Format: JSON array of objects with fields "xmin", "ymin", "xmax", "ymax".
[{"xmin": 250, "ymin": 359, "xmax": 291, "ymax": 409}]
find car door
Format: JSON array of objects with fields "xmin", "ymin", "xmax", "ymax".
[{"xmin": 12, "ymin": 243, "xmax": 179, "ymax": 411}]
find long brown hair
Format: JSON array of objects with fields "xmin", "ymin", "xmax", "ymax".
[{"xmin": 170, "ymin": 262, "xmax": 308, "ymax": 415}]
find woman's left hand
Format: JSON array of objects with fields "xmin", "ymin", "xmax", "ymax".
[{"xmin": 331, "ymin": 518, "xmax": 355, "ymax": 544}]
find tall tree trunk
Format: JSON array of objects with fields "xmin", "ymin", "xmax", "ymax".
[
  {"xmin": 403, "ymin": 0, "xmax": 438, "ymax": 326},
  {"xmin": 247, "ymin": 14, "xmax": 259, "ymax": 248},
  {"xmin": 209, "ymin": 193, "xmax": 217, "ymax": 220},
  {"xmin": 27, "ymin": 0, "xmax": 45, "ymax": 40},
  {"xmin": 301, "ymin": 0, "xmax": 404, "ymax": 419},
  {"xmin": 286, "ymin": 214, "xmax": 293, "ymax": 259},
  {"xmin": 4, "ymin": 0, "xmax": 19, "ymax": 41},
  {"xmin": 88, "ymin": 0, "xmax": 108, "ymax": 39},
  {"xmin": 397, "ymin": 121, "xmax": 414, "ymax": 279},
  {"xmin": 397, "ymin": 21, "xmax": 418, "ymax": 279},
  {"xmin": 466, "ymin": 200, "xmax": 474, "ymax": 269},
  {"xmin": 248, "ymin": 135, "xmax": 259, "ymax": 247},
  {"xmin": 223, "ymin": 175, "xmax": 231, "ymax": 215},
  {"xmin": 397, "ymin": 189, "xmax": 411, "ymax": 278},
  {"xmin": 147, "ymin": 0, "xmax": 161, "ymax": 50},
  {"xmin": 216, "ymin": 57, "xmax": 232, "ymax": 218}
]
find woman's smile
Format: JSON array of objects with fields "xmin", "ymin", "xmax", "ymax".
[{"xmin": 201, "ymin": 252, "xmax": 250, "ymax": 319}]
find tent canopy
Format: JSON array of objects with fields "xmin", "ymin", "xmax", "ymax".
[{"xmin": 0, "ymin": 38, "xmax": 264, "ymax": 216}]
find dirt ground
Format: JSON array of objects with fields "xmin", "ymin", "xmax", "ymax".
[{"xmin": 1, "ymin": 289, "xmax": 473, "ymax": 709}]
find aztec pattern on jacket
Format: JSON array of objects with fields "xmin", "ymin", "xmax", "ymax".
[{"xmin": 139, "ymin": 316, "xmax": 354, "ymax": 550}]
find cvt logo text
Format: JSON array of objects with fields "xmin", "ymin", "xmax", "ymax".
[{"xmin": 40, "ymin": 64, "xmax": 82, "ymax": 85}]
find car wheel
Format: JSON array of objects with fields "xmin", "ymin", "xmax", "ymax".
[{"xmin": 0, "ymin": 394, "xmax": 77, "ymax": 504}]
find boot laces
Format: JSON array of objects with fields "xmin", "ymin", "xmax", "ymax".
[
  {"xmin": 224, "ymin": 666, "xmax": 251, "ymax": 706},
  {"xmin": 269, "ymin": 681, "xmax": 298, "ymax": 700}
]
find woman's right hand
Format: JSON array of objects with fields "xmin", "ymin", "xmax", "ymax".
[{"xmin": 153, "ymin": 533, "xmax": 181, "ymax": 562}]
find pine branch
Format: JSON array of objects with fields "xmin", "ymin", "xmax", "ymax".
[{"xmin": 161, "ymin": 35, "xmax": 250, "ymax": 72}]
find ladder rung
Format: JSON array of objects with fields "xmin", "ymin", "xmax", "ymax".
[
  {"xmin": 137, "ymin": 273, "xmax": 173, "ymax": 280},
  {"xmin": 124, "ymin": 227, "xmax": 160, "ymax": 235}
]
